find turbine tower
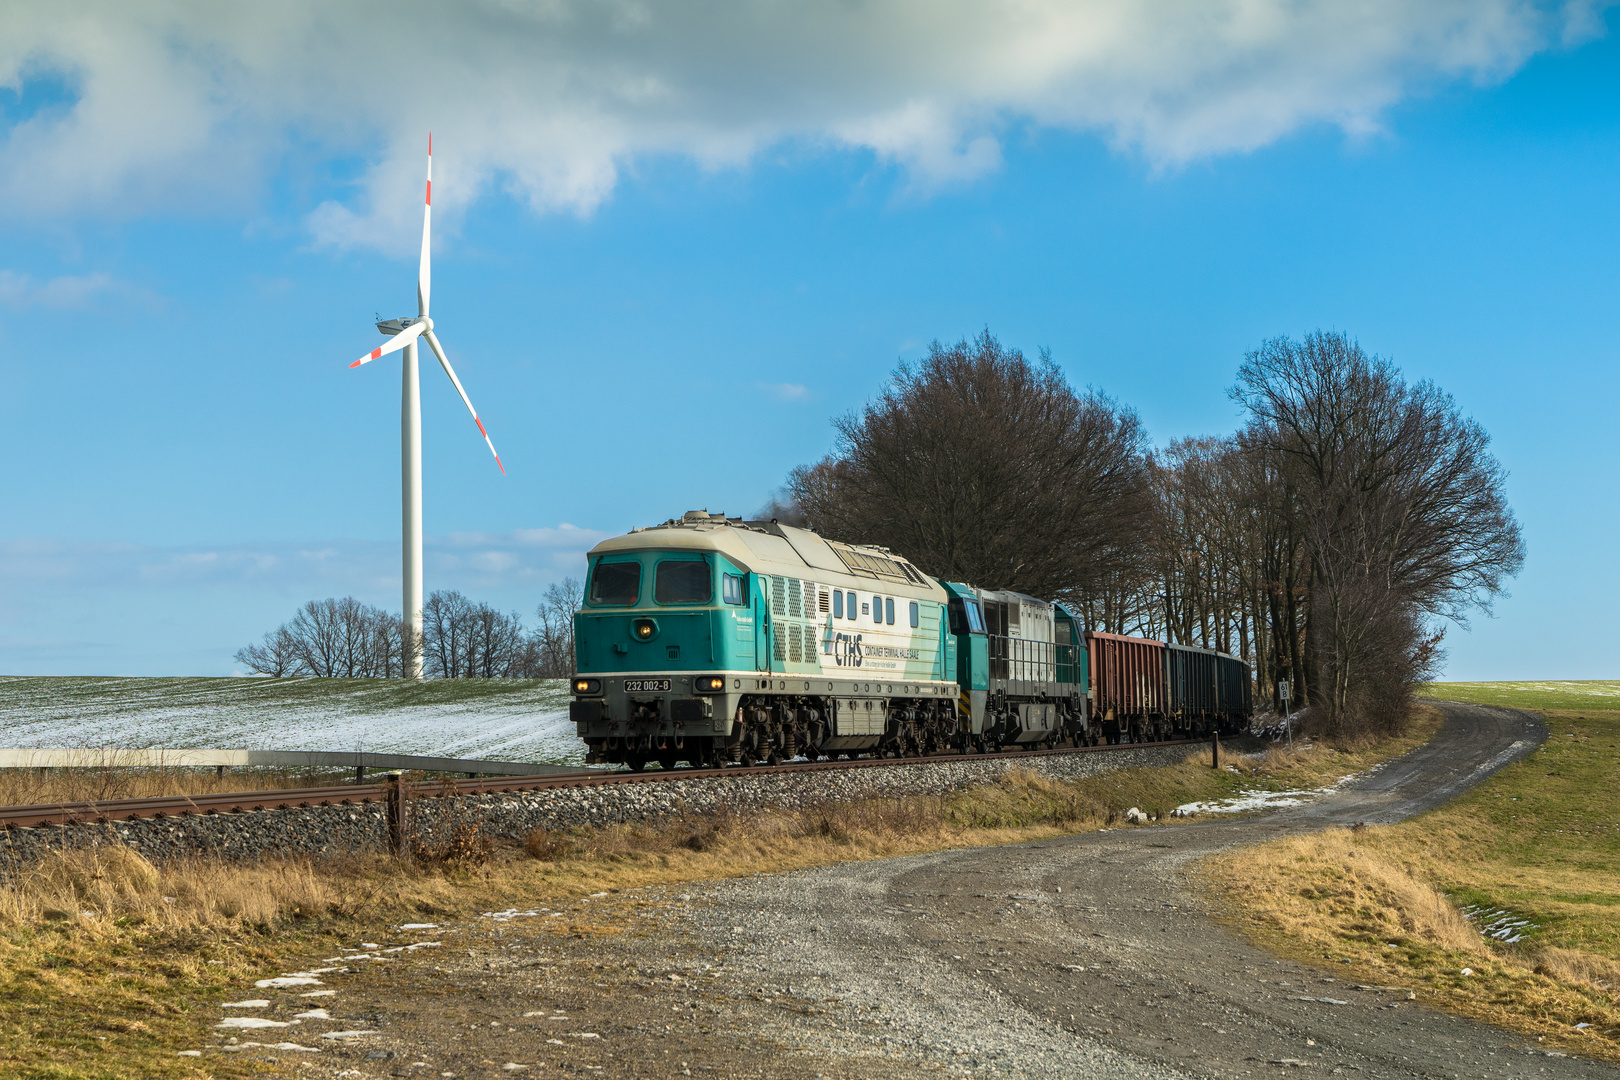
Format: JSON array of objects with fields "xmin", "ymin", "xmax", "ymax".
[{"xmin": 349, "ymin": 135, "xmax": 503, "ymax": 678}]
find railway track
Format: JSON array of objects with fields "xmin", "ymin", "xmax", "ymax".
[{"xmin": 0, "ymin": 737, "xmax": 1210, "ymax": 830}]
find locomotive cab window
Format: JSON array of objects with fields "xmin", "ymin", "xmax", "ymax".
[
  {"xmin": 587, "ymin": 560, "xmax": 641, "ymax": 606},
  {"xmin": 722, "ymin": 573, "xmax": 745, "ymax": 606},
  {"xmin": 885, "ymin": 598, "xmax": 895, "ymax": 625},
  {"xmin": 967, "ymin": 600, "xmax": 986, "ymax": 634},
  {"xmin": 909, "ymin": 601, "xmax": 919, "ymax": 628},
  {"xmin": 655, "ymin": 559, "xmax": 711, "ymax": 604},
  {"xmin": 833, "ymin": 589, "xmax": 844, "ymax": 618},
  {"xmin": 950, "ymin": 598, "xmax": 987, "ymax": 634}
]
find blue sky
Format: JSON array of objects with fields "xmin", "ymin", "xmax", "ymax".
[{"xmin": 0, "ymin": 1, "xmax": 1616, "ymax": 678}]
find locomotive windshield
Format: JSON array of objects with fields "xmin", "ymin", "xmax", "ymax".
[
  {"xmin": 655, "ymin": 559, "xmax": 711, "ymax": 604},
  {"xmin": 588, "ymin": 560, "xmax": 641, "ymax": 605}
]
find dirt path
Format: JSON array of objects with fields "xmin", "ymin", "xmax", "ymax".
[{"xmin": 278, "ymin": 702, "xmax": 1613, "ymax": 1079}]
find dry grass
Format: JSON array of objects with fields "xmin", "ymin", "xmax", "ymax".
[
  {"xmin": 1204, "ymin": 706, "xmax": 1620, "ymax": 1062},
  {"xmin": 0, "ymin": 762, "xmax": 357, "ymax": 806}
]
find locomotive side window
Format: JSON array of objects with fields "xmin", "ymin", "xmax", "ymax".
[
  {"xmin": 655, "ymin": 559, "xmax": 711, "ymax": 604},
  {"xmin": 885, "ymin": 598, "xmax": 895, "ymax": 625},
  {"xmin": 909, "ymin": 601, "xmax": 919, "ymax": 628},
  {"xmin": 588, "ymin": 560, "xmax": 641, "ymax": 606},
  {"xmin": 872, "ymin": 597, "xmax": 882, "ymax": 624},
  {"xmin": 722, "ymin": 573, "xmax": 745, "ymax": 605},
  {"xmin": 965, "ymin": 600, "xmax": 987, "ymax": 634},
  {"xmin": 833, "ymin": 590, "xmax": 844, "ymax": 618}
]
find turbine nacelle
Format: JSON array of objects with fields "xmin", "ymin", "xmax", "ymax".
[{"xmin": 376, "ymin": 316, "xmax": 429, "ymax": 337}]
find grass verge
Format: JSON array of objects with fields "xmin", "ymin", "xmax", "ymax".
[
  {"xmin": 0, "ymin": 729, "xmax": 1430, "ymax": 1079},
  {"xmin": 1203, "ymin": 704, "xmax": 1620, "ymax": 1063}
]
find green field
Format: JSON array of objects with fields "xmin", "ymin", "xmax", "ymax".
[
  {"xmin": 1211, "ymin": 684, "xmax": 1620, "ymax": 1058},
  {"xmin": 1421, "ymin": 680, "xmax": 1620, "ymax": 711}
]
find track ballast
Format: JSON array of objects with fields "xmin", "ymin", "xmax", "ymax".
[{"xmin": 0, "ymin": 737, "xmax": 1210, "ymax": 829}]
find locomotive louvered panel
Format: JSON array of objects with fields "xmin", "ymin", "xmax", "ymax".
[
  {"xmin": 771, "ymin": 576, "xmax": 786, "ymax": 617},
  {"xmin": 788, "ymin": 623, "xmax": 802, "ymax": 663},
  {"xmin": 788, "ymin": 578, "xmax": 802, "ymax": 618},
  {"xmin": 818, "ymin": 587, "xmax": 830, "ymax": 613}
]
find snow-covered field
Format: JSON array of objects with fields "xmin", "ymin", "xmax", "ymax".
[{"xmin": 0, "ymin": 677, "xmax": 582, "ymax": 764}]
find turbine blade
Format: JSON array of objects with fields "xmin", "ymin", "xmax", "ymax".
[
  {"xmin": 349, "ymin": 320, "xmax": 425, "ymax": 368},
  {"xmin": 418, "ymin": 133, "xmax": 431, "ymax": 318},
  {"xmin": 423, "ymin": 328, "xmax": 504, "ymax": 475}
]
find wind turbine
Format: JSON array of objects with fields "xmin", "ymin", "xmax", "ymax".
[{"xmin": 349, "ymin": 135, "xmax": 503, "ymax": 679}]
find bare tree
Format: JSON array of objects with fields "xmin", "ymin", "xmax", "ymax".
[
  {"xmin": 531, "ymin": 578, "xmax": 582, "ymax": 678},
  {"xmin": 236, "ymin": 598, "xmax": 404, "ymax": 678},
  {"xmin": 787, "ymin": 330, "xmax": 1150, "ymax": 602},
  {"xmin": 421, "ymin": 590, "xmax": 533, "ymax": 678},
  {"xmin": 469, "ymin": 603, "xmax": 530, "ymax": 678},
  {"xmin": 422, "ymin": 590, "xmax": 472, "ymax": 678},
  {"xmin": 235, "ymin": 625, "xmax": 302, "ymax": 677},
  {"xmin": 1233, "ymin": 330, "xmax": 1524, "ymax": 737}
]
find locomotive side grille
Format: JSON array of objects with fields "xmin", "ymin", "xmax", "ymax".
[
  {"xmin": 818, "ymin": 587, "xmax": 830, "ymax": 613},
  {"xmin": 773, "ymin": 623, "xmax": 787, "ymax": 661},
  {"xmin": 771, "ymin": 576, "xmax": 786, "ymax": 618},
  {"xmin": 789, "ymin": 623, "xmax": 802, "ymax": 663},
  {"xmin": 788, "ymin": 577, "xmax": 802, "ymax": 618}
]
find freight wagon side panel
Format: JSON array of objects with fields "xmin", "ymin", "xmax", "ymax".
[{"xmin": 1084, "ymin": 631, "xmax": 1166, "ymax": 719}]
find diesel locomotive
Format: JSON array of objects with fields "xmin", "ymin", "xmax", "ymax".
[{"xmin": 569, "ymin": 511, "xmax": 1251, "ymax": 769}]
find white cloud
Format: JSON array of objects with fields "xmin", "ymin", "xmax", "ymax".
[
  {"xmin": 757, "ymin": 381, "xmax": 811, "ymax": 402},
  {"xmin": 0, "ymin": 269, "xmax": 118, "ymax": 308},
  {"xmin": 0, "ymin": 1, "xmax": 1605, "ymax": 248}
]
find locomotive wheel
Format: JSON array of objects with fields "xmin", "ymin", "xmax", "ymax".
[
  {"xmin": 658, "ymin": 751, "xmax": 679, "ymax": 771},
  {"xmin": 625, "ymin": 754, "xmax": 648, "ymax": 772}
]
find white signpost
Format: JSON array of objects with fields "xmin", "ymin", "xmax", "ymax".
[{"xmin": 1279, "ymin": 679, "xmax": 1293, "ymax": 748}]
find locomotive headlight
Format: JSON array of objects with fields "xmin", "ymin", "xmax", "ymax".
[
  {"xmin": 695, "ymin": 676, "xmax": 725, "ymax": 694},
  {"xmin": 573, "ymin": 678, "xmax": 601, "ymax": 695},
  {"xmin": 632, "ymin": 618, "xmax": 657, "ymax": 641}
]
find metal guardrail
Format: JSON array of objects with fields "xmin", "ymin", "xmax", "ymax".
[
  {"xmin": 0, "ymin": 748, "xmax": 598, "ymax": 778},
  {"xmin": 0, "ymin": 738, "xmax": 1208, "ymax": 830}
]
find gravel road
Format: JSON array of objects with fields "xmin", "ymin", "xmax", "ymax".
[
  {"xmin": 688, "ymin": 700, "xmax": 1619, "ymax": 1079},
  {"xmin": 229, "ymin": 701, "xmax": 1614, "ymax": 1080}
]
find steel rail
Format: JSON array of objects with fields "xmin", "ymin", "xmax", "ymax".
[{"xmin": 0, "ymin": 738, "xmax": 1208, "ymax": 830}]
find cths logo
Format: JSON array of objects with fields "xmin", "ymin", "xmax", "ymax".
[{"xmin": 832, "ymin": 631, "xmax": 864, "ymax": 668}]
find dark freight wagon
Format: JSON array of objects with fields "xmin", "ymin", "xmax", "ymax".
[{"xmin": 1165, "ymin": 643, "xmax": 1251, "ymax": 735}]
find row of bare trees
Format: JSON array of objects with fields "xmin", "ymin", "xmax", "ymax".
[
  {"xmin": 783, "ymin": 329, "xmax": 1523, "ymax": 741},
  {"xmin": 235, "ymin": 580, "xmax": 582, "ymax": 679}
]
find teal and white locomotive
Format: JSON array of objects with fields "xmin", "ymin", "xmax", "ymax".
[{"xmin": 568, "ymin": 511, "xmax": 1099, "ymax": 769}]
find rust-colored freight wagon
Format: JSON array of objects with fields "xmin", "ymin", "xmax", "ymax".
[{"xmin": 1083, "ymin": 631, "xmax": 1166, "ymax": 741}]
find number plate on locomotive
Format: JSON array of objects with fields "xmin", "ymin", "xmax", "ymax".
[{"xmin": 623, "ymin": 679, "xmax": 672, "ymax": 693}]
